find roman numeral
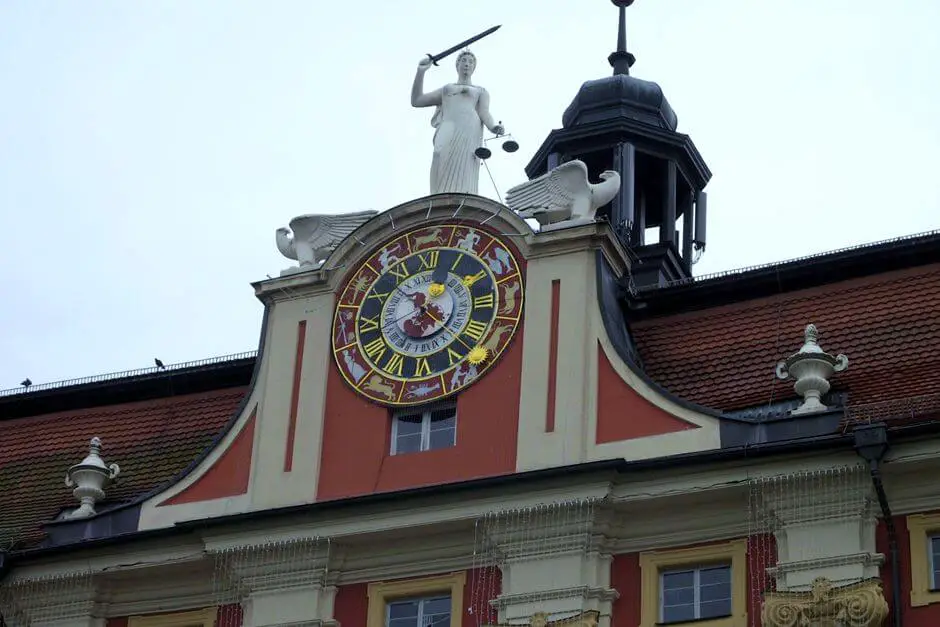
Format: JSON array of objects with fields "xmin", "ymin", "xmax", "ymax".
[
  {"xmin": 415, "ymin": 357, "xmax": 432, "ymax": 377},
  {"xmin": 385, "ymin": 352, "xmax": 405, "ymax": 377},
  {"xmin": 366, "ymin": 290, "xmax": 390, "ymax": 302},
  {"xmin": 359, "ymin": 315, "xmax": 380, "ymax": 333},
  {"xmin": 473, "ymin": 293, "xmax": 495, "ymax": 309},
  {"xmin": 417, "ymin": 251, "xmax": 440, "ymax": 270},
  {"xmin": 363, "ymin": 337, "xmax": 387, "ymax": 363},
  {"xmin": 388, "ymin": 262, "xmax": 411, "ymax": 280},
  {"xmin": 450, "ymin": 253, "xmax": 464, "ymax": 270},
  {"xmin": 446, "ymin": 347, "xmax": 462, "ymax": 366},
  {"xmin": 464, "ymin": 319, "xmax": 488, "ymax": 342}
]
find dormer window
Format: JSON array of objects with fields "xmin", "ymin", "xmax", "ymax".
[{"xmin": 391, "ymin": 404, "xmax": 457, "ymax": 455}]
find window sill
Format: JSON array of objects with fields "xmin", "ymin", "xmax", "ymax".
[{"xmin": 656, "ymin": 614, "xmax": 746, "ymax": 627}]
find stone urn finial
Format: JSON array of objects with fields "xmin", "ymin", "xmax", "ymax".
[
  {"xmin": 776, "ymin": 324, "xmax": 849, "ymax": 415},
  {"xmin": 64, "ymin": 437, "xmax": 120, "ymax": 519}
]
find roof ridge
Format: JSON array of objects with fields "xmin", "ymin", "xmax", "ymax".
[
  {"xmin": 639, "ymin": 227, "xmax": 940, "ymax": 291},
  {"xmin": 1, "ymin": 351, "xmax": 257, "ymax": 398}
]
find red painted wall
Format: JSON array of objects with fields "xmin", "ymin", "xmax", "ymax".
[
  {"xmin": 333, "ymin": 569, "xmax": 500, "ymax": 626},
  {"xmin": 877, "ymin": 514, "xmax": 940, "ymax": 626},
  {"xmin": 158, "ymin": 409, "xmax": 256, "ymax": 506},
  {"xmin": 596, "ymin": 342, "xmax": 698, "ymax": 444},
  {"xmin": 334, "ymin": 582, "xmax": 369, "ymax": 626},
  {"xmin": 317, "ymin": 331, "xmax": 523, "ymax": 500}
]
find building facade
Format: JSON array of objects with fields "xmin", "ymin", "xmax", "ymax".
[{"xmin": 2, "ymin": 6, "xmax": 939, "ymax": 627}]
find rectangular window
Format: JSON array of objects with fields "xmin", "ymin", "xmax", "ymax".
[
  {"xmin": 387, "ymin": 594, "xmax": 451, "ymax": 627},
  {"xmin": 660, "ymin": 564, "xmax": 732, "ymax": 624},
  {"xmin": 391, "ymin": 404, "xmax": 457, "ymax": 455},
  {"xmin": 930, "ymin": 535, "xmax": 940, "ymax": 590}
]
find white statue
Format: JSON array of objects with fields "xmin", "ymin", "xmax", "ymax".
[
  {"xmin": 505, "ymin": 160, "xmax": 621, "ymax": 227},
  {"xmin": 412, "ymin": 50, "xmax": 504, "ymax": 196},
  {"xmin": 276, "ymin": 210, "xmax": 377, "ymax": 275}
]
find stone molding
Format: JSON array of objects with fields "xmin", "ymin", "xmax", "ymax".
[
  {"xmin": 761, "ymin": 577, "xmax": 888, "ymax": 627},
  {"xmin": 127, "ymin": 607, "xmax": 217, "ymax": 627}
]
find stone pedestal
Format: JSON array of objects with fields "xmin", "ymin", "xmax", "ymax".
[
  {"xmin": 764, "ymin": 485, "xmax": 883, "ymax": 591},
  {"xmin": 241, "ymin": 585, "xmax": 337, "ymax": 627},
  {"xmin": 492, "ymin": 550, "xmax": 617, "ymax": 626}
]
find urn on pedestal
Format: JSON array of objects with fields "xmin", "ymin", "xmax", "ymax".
[
  {"xmin": 64, "ymin": 437, "xmax": 120, "ymax": 519},
  {"xmin": 775, "ymin": 324, "xmax": 849, "ymax": 416}
]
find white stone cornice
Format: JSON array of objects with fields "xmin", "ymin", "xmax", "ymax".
[{"xmin": 492, "ymin": 586, "xmax": 618, "ymax": 609}]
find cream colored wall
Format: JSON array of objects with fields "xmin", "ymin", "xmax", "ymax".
[
  {"xmin": 514, "ymin": 224, "xmax": 721, "ymax": 473},
  {"xmin": 138, "ymin": 194, "xmax": 541, "ymax": 530}
]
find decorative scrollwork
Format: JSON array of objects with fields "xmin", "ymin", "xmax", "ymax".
[{"xmin": 761, "ymin": 577, "xmax": 889, "ymax": 627}]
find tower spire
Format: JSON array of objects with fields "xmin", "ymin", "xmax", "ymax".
[{"xmin": 608, "ymin": 0, "xmax": 636, "ymax": 75}]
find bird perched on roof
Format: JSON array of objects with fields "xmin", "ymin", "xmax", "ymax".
[
  {"xmin": 505, "ymin": 159, "xmax": 620, "ymax": 227},
  {"xmin": 276, "ymin": 210, "xmax": 378, "ymax": 273},
  {"xmin": 154, "ymin": 358, "xmax": 165, "ymax": 370},
  {"xmin": 20, "ymin": 378, "xmax": 31, "ymax": 389}
]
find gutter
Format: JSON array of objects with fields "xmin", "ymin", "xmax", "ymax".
[{"xmin": 854, "ymin": 422, "xmax": 903, "ymax": 627}]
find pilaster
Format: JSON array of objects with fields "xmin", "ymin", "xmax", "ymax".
[
  {"xmin": 477, "ymin": 503, "xmax": 618, "ymax": 627},
  {"xmin": 212, "ymin": 539, "xmax": 337, "ymax": 627},
  {"xmin": 762, "ymin": 486, "xmax": 883, "ymax": 591}
]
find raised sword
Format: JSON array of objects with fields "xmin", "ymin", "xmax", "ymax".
[{"xmin": 425, "ymin": 25, "xmax": 501, "ymax": 66}]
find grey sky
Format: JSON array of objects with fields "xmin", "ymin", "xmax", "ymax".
[{"xmin": 1, "ymin": 1, "xmax": 938, "ymax": 388}]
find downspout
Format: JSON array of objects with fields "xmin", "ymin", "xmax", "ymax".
[
  {"xmin": 854, "ymin": 422, "xmax": 903, "ymax": 627},
  {"xmin": 0, "ymin": 550, "xmax": 10, "ymax": 627}
]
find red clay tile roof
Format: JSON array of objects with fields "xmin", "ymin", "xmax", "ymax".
[
  {"xmin": 630, "ymin": 263, "xmax": 940, "ymax": 413},
  {"xmin": 0, "ymin": 387, "xmax": 245, "ymax": 549}
]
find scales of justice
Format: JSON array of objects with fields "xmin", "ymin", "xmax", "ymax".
[{"xmin": 276, "ymin": 19, "xmax": 622, "ymax": 275}]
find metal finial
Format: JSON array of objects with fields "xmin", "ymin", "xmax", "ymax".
[{"xmin": 608, "ymin": 0, "xmax": 636, "ymax": 75}]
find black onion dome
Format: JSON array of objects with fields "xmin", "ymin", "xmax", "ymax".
[{"xmin": 562, "ymin": 74, "xmax": 678, "ymax": 131}]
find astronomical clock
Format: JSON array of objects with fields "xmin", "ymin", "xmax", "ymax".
[{"xmin": 331, "ymin": 222, "xmax": 524, "ymax": 406}]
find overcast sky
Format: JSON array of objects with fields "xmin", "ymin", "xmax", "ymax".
[{"xmin": 1, "ymin": 1, "xmax": 938, "ymax": 389}]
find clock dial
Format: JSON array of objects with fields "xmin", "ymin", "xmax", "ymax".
[{"xmin": 332, "ymin": 223, "xmax": 524, "ymax": 406}]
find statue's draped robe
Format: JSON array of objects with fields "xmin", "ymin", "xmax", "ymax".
[{"xmin": 430, "ymin": 84, "xmax": 486, "ymax": 195}]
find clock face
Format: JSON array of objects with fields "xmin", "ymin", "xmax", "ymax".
[{"xmin": 332, "ymin": 222, "xmax": 524, "ymax": 406}]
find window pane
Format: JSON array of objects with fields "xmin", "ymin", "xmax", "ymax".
[
  {"xmin": 388, "ymin": 600, "xmax": 419, "ymax": 620},
  {"xmin": 931, "ymin": 536, "xmax": 940, "ymax": 589},
  {"xmin": 430, "ymin": 407, "xmax": 456, "ymax": 424},
  {"xmin": 662, "ymin": 603, "xmax": 695, "ymax": 623},
  {"xmin": 395, "ymin": 432, "xmax": 423, "ymax": 454},
  {"xmin": 700, "ymin": 598, "xmax": 733, "ymax": 619},
  {"xmin": 700, "ymin": 580, "xmax": 731, "ymax": 602},
  {"xmin": 699, "ymin": 565, "xmax": 731, "ymax": 585},
  {"xmin": 662, "ymin": 569, "xmax": 695, "ymax": 589},
  {"xmin": 389, "ymin": 618, "xmax": 418, "ymax": 627},
  {"xmin": 396, "ymin": 414, "xmax": 424, "ymax": 435},
  {"xmin": 422, "ymin": 597, "xmax": 451, "ymax": 615},
  {"xmin": 663, "ymin": 585, "xmax": 695, "ymax": 606},
  {"xmin": 428, "ymin": 425, "xmax": 456, "ymax": 449}
]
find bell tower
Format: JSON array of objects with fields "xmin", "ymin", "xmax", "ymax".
[{"xmin": 525, "ymin": 0, "xmax": 711, "ymax": 288}]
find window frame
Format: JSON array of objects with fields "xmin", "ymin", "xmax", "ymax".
[
  {"xmin": 907, "ymin": 512, "xmax": 940, "ymax": 606},
  {"xmin": 366, "ymin": 571, "xmax": 466, "ymax": 627},
  {"xmin": 127, "ymin": 608, "xmax": 217, "ymax": 627},
  {"xmin": 390, "ymin": 405, "xmax": 457, "ymax": 455},
  {"xmin": 386, "ymin": 593, "xmax": 451, "ymax": 627},
  {"xmin": 659, "ymin": 563, "xmax": 733, "ymax": 623},
  {"xmin": 639, "ymin": 539, "xmax": 747, "ymax": 627}
]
